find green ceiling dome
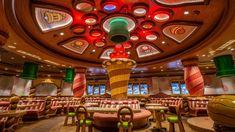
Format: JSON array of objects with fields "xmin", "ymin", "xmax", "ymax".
[
  {"xmin": 20, "ymin": 62, "xmax": 38, "ymax": 80},
  {"xmin": 213, "ymin": 54, "xmax": 235, "ymax": 77},
  {"xmin": 64, "ymin": 68, "xmax": 75, "ymax": 83}
]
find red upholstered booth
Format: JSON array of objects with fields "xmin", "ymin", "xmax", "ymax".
[{"xmin": 93, "ymin": 100, "xmax": 151, "ymax": 130}]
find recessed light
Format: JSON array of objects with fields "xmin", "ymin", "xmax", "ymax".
[
  {"xmin": 4, "ymin": 67, "xmax": 8, "ymax": 70},
  {"xmin": 146, "ymin": 34, "xmax": 157, "ymax": 41},
  {"xmin": 7, "ymin": 45, "xmax": 16, "ymax": 49},
  {"xmin": 127, "ymin": 51, "xmax": 131, "ymax": 55},
  {"xmin": 133, "ymin": 8, "xmax": 147, "ymax": 17},
  {"xmin": 40, "ymin": 65, "xmax": 44, "ymax": 68},
  {"xmin": 184, "ymin": 11, "xmax": 189, "ymax": 15},
  {"xmin": 85, "ymin": 17, "xmax": 97, "ymax": 25},
  {"xmin": 141, "ymin": 71, "xmax": 144, "ymax": 73},
  {"xmin": 153, "ymin": 67, "xmax": 156, "ymax": 69},
  {"xmin": 210, "ymin": 60, "xmax": 214, "ymax": 62},
  {"xmin": 161, "ymin": 69, "xmax": 164, "ymax": 71},
  {"xmin": 153, "ymin": 12, "xmax": 170, "ymax": 22},
  {"xmin": 11, "ymin": 57, "xmax": 15, "ymax": 60},
  {"xmin": 161, "ymin": 41, "xmax": 166, "ymax": 44},
  {"xmin": 47, "ymin": 65, "xmax": 51, "ymax": 67},
  {"xmin": 160, "ymin": 66, "xmax": 163, "ymax": 68},
  {"xmin": 130, "ymin": 35, "xmax": 139, "ymax": 41},
  {"xmin": 92, "ymin": 49, "xmax": 96, "ymax": 52},
  {"xmin": 231, "ymin": 48, "xmax": 234, "ymax": 51},
  {"xmin": 13, "ymin": 42, "xmax": 17, "ymax": 45},
  {"xmin": 206, "ymin": 67, "xmax": 209, "ymax": 69},
  {"xmin": 60, "ymin": 32, "xmax": 64, "ymax": 36},
  {"xmin": 47, "ymin": 74, "xmax": 51, "ymax": 77},
  {"xmin": 202, "ymin": 54, "xmax": 206, "ymax": 57},
  {"xmin": 62, "ymin": 64, "xmax": 66, "ymax": 67},
  {"xmin": 22, "ymin": 56, "xmax": 26, "ymax": 58}
]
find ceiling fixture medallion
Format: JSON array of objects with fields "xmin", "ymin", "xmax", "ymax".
[
  {"xmin": 61, "ymin": 38, "xmax": 89, "ymax": 54},
  {"xmin": 154, "ymin": 0, "xmax": 205, "ymax": 6},
  {"xmin": 153, "ymin": 10, "xmax": 172, "ymax": 22},
  {"xmin": 73, "ymin": 0, "xmax": 94, "ymax": 13},
  {"xmin": 35, "ymin": 7, "xmax": 73, "ymax": 32},
  {"xmin": 136, "ymin": 44, "xmax": 160, "ymax": 58}
]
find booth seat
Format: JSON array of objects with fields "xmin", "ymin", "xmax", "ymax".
[
  {"xmin": 188, "ymin": 98, "xmax": 209, "ymax": 116},
  {"xmin": 0, "ymin": 101, "xmax": 10, "ymax": 111},
  {"xmin": 17, "ymin": 100, "xmax": 46, "ymax": 119},
  {"xmin": 93, "ymin": 100, "xmax": 150, "ymax": 130},
  {"xmin": 93, "ymin": 109, "xmax": 151, "ymax": 129}
]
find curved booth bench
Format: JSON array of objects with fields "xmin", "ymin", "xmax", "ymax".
[{"xmin": 93, "ymin": 109, "xmax": 151, "ymax": 130}]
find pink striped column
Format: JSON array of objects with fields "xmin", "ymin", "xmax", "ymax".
[
  {"xmin": 72, "ymin": 68, "xmax": 87, "ymax": 97},
  {"xmin": 182, "ymin": 57, "xmax": 204, "ymax": 96}
]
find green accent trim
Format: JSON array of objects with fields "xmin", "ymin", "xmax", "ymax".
[
  {"xmin": 109, "ymin": 18, "xmax": 129, "ymax": 44},
  {"xmin": 214, "ymin": 55, "xmax": 235, "ymax": 77},
  {"xmin": 167, "ymin": 116, "xmax": 178, "ymax": 123},
  {"xmin": 67, "ymin": 112, "xmax": 76, "ymax": 117},
  {"xmin": 80, "ymin": 119, "xmax": 92, "ymax": 126},
  {"xmin": 64, "ymin": 68, "xmax": 75, "ymax": 83},
  {"xmin": 20, "ymin": 62, "xmax": 38, "ymax": 80},
  {"xmin": 117, "ymin": 121, "xmax": 129, "ymax": 129}
]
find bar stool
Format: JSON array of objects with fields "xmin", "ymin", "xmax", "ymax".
[
  {"xmin": 167, "ymin": 105, "xmax": 185, "ymax": 132},
  {"xmin": 64, "ymin": 104, "xmax": 76, "ymax": 126},
  {"xmin": 75, "ymin": 105, "xmax": 93, "ymax": 132},
  {"xmin": 117, "ymin": 106, "xmax": 133, "ymax": 132}
]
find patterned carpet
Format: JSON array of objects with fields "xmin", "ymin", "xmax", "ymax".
[{"xmin": 15, "ymin": 115, "xmax": 207, "ymax": 132}]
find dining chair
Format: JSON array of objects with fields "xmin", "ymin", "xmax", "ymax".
[
  {"xmin": 117, "ymin": 106, "xmax": 134, "ymax": 132},
  {"xmin": 75, "ymin": 105, "xmax": 93, "ymax": 132}
]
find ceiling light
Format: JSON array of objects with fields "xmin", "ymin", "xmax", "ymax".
[
  {"xmin": 153, "ymin": 67, "xmax": 156, "ymax": 69},
  {"xmin": 13, "ymin": 42, "xmax": 17, "ymax": 45},
  {"xmin": 146, "ymin": 34, "xmax": 158, "ymax": 41},
  {"xmin": 130, "ymin": 35, "xmax": 139, "ymax": 41},
  {"xmin": 90, "ymin": 29, "xmax": 102, "ymax": 37},
  {"xmin": 4, "ymin": 67, "xmax": 8, "ymax": 70},
  {"xmin": 11, "ymin": 57, "xmax": 15, "ymax": 60},
  {"xmin": 231, "ymin": 48, "xmax": 235, "ymax": 51},
  {"xmin": 62, "ymin": 64, "xmax": 66, "ymax": 67},
  {"xmin": 47, "ymin": 74, "xmax": 51, "ymax": 77},
  {"xmin": 59, "ymin": 32, "xmax": 64, "ymax": 36},
  {"xmin": 84, "ymin": 15, "xmax": 97, "ymax": 25},
  {"xmin": 92, "ymin": 49, "xmax": 96, "ymax": 52},
  {"xmin": 184, "ymin": 11, "xmax": 189, "ymax": 15},
  {"xmin": 141, "ymin": 71, "xmax": 144, "ymax": 73},
  {"xmin": 153, "ymin": 11, "xmax": 171, "ymax": 22},
  {"xmin": 71, "ymin": 25, "xmax": 86, "ymax": 34},
  {"xmin": 95, "ymin": 40, "xmax": 105, "ymax": 47},
  {"xmin": 133, "ymin": 8, "xmax": 147, "ymax": 17},
  {"xmin": 75, "ymin": 2, "xmax": 94, "ymax": 13},
  {"xmin": 141, "ymin": 21, "xmax": 155, "ymax": 30},
  {"xmin": 161, "ymin": 41, "xmax": 166, "ymax": 44},
  {"xmin": 161, "ymin": 69, "xmax": 164, "ymax": 71},
  {"xmin": 206, "ymin": 67, "xmax": 209, "ymax": 69},
  {"xmin": 202, "ymin": 54, "xmax": 206, "ymax": 57},
  {"xmin": 160, "ymin": 66, "xmax": 163, "ymax": 68},
  {"xmin": 127, "ymin": 51, "xmax": 131, "ymax": 55},
  {"xmin": 103, "ymin": 3, "xmax": 117, "ymax": 12},
  {"xmin": 22, "ymin": 56, "xmax": 26, "ymax": 58},
  {"xmin": 7, "ymin": 45, "xmax": 16, "ymax": 49}
]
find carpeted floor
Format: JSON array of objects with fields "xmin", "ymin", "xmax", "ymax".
[{"xmin": 15, "ymin": 115, "xmax": 210, "ymax": 132}]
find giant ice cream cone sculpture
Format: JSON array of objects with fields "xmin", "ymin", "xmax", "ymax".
[{"xmin": 102, "ymin": 45, "xmax": 136, "ymax": 99}]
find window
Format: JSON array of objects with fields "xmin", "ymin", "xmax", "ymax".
[
  {"xmin": 171, "ymin": 81, "xmax": 189, "ymax": 94},
  {"xmin": 128, "ymin": 83, "xmax": 148, "ymax": 95},
  {"xmin": 86, "ymin": 84, "xmax": 106, "ymax": 95}
]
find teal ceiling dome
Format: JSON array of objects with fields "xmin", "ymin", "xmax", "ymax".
[
  {"xmin": 108, "ymin": 18, "xmax": 129, "ymax": 44},
  {"xmin": 214, "ymin": 54, "xmax": 235, "ymax": 77},
  {"xmin": 64, "ymin": 68, "xmax": 75, "ymax": 83},
  {"xmin": 20, "ymin": 62, "xmax": 38, "ymax": 80}
]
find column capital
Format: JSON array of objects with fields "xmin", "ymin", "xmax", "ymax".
[{"xmin": 181, "ymin": 57, "xmax": 199, "ymax": 67}]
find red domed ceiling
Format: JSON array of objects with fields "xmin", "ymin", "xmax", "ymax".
[{"xmin": 3, "ymin": 0, "xmax": 229, "ymax": 67}]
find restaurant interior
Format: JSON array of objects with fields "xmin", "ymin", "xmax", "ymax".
[{"xmin": 0, "ymin": 0, "xmax": 235, "ymax": 132}]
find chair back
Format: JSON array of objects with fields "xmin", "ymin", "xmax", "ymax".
[
  {"xmin": 175, "ymin": 103, "xmax": 182, "ymax": 120},
  {"xmin": 117, "ymin": 106, "xmax": 133, "ymax": 124},
  {"xmin": 75, "ymin": 105, "xmax": 88, "ymax": 120}
]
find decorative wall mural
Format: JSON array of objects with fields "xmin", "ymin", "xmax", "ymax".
[
  {"xmin": 163, "ymin": 24, "xmax": 198, "ymax": 43},
  {"xmin": 100, "ymin": 48, "xmax": 114, "ymax": 59},
  {"xmin": 35, "ymin": 7, "xmax": 73, "ymax": 32},
  {"xmin": 155, "ymin": 0, "xmax": 205, "ymax": 5},
  {"xmin": 62, "ymin": 38, "xmax": 89, "ymax": 54},
  {"xmin": 35, "ymin": 83, "xmax": 57, "ymax": 96},
  {"xmin": 136, "ymin": 44, "xmax": 160, "ymax": 58}
]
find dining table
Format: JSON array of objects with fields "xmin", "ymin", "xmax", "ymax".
[{"xmin": 145, "ymin": 106, "xmax": 168, "ymax": 129}]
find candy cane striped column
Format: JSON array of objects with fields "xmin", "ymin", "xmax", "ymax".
[
  {"xmin": 182, "ymin": 57, "xmax": 204, "ymax": 96},
  {"xmin": 103, "ymin": 59, "xmax": 136, "ymax": 100},
  {"xmin": 73, "ymin": 72, "xmax": 86, "ymax": 97}
]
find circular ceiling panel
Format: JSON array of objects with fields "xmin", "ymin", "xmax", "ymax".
[{"xmin": 5, "ymin": 0, "xmax": 229, "ymax": 67}]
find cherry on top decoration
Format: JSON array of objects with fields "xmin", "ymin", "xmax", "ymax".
[{"xmin": 109, "ymin": 44, "xmax": 129, "ymax": 59}]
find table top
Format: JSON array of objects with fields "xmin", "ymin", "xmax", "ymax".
[
  {"xmin": 145, "ymin": 103, "xmax": 162, "ymax": 106},
  {"xmin": 0, "ymin": 110, "xmax": 26, "ymax": 117},
  {"xmin": 145, "ymin": 106, "xmax": 168, "ymax": 111},
  {"xmin": 86, "ymin": 107, "xmax": 141, "ymax": 113}
]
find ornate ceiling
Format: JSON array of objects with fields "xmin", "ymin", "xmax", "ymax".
[{"xmin": 1, "ymin": 0, "xmax": 235, "ymax": 78}]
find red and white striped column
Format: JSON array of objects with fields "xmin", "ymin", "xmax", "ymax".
[
  {"xmin": 72, "ymin": 68, "xmax": 87, "ymax": 97},
  {"xmin": 182, "ymin": 57, "xmax": 204, "ymax": 96}
]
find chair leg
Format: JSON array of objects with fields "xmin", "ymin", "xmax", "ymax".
[
  {"xmin": 81, "ymin": 125, "xmax": 86, "ymax": 132},
  {"xmin": 169, "ymin": 123, "xmax": 175, "ymax": 132},
  {"xmin": 119, "ymin": 127, "xmax": 124, "ymax": 132},
  {"xmin": 128, "ymin": 125, "xmax": 133, "ymax": 132},
  {"xmin": 64, "ymin": 116, "xmax": 68, "ymax": 126},
  {"xmin": 72, "ymin": 117, "xmax": 75, "ymax": 125},
  {"xmin": 88, "ymin": 125, "xmax": 93, "ymax": 132},
  {"xmin": 76, "ymin": 122, "xmax": 80, "ymax": 132},
  {"xmin": 178, "ymin": 121, "xmax": 185, "ymax": 132}
]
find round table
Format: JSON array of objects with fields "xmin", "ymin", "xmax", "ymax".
[{"xmin": 146, "ymin": 106, "xmax": 168, "ymax": 129}]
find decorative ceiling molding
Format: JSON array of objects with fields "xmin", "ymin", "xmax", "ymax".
[
  {"xmin": 60, "ymin": 38, "xmax": 89, "ymax": 54},
  {"xmin": 136, "ymin": 44, "xmax": 161, "ymax": 58}
]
